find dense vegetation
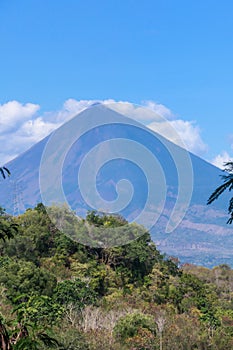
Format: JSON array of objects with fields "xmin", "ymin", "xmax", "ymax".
[{"xmin": 0, "ymin": 205, "xmax": 233, "ymax": 349}]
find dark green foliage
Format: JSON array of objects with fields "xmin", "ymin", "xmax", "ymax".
[
  {"xmin": 0, "ymin": 208, "xmax": 56, "ymax": 264},
  {"xmin": 169, "ymin": 273, "xmax": 219, "ymax": 320},
  {"xmin": 0, "ymin": 206, "xmax": 87, "ymax": 267},
  {"xmin": 0, "ymin": 207, "xmax": 18, "ymax": 242},
  {"xmin": 0, "ymin": 260, "xmax": 57, "ymax": 301},
  {"xmin": 88, "ymin": 231, "xmax": 162, "ymax": 287},
  {"xmin": 54, "ymin": 278, "xmax": 97, "ymax": 309}
]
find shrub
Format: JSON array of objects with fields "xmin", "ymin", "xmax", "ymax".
[{"xmin": 113, "ymin": 312, "xmax": 155, "ymax": 344}]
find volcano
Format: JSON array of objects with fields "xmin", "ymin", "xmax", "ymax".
[{"xmin": 0, "ymin": 104, "xmax": 231, "ymax": 267}]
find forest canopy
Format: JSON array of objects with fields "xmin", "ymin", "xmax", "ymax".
[{"xmin": 0, "ymin": 205, "xmax": 233, "ymax": 349}]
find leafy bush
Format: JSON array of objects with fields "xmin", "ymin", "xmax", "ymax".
[
  {"xmin": 113, "ymin": 312, "xmax": 155, "ymax": 343},
  {"xmin": 0, "ymin": 260, "xmax": 57, "ymax": 301},
  {"xmin": 54, "ymin": 278, "xmax": 97, "ymax": 309}
]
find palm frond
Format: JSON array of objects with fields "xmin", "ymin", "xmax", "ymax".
[
  {"xmin": 228, "ymin": 197, "xmax": 233, "ymax": 214},
  {"xmin": 3, "ymin": 167, "xmax": 10, "ymax": 176},
  {"xmin": 0, "ymin": 168, "xmax": 6, "ymax": 179},
  {"xmin": 223, "ymin": 162, "xmax": 233, "ymax": 173},
  {"xmin": 207, "ymin": 161, "xmax": 233, "ymax": 224},
  {"xmin": 37, "ymin": 332, "xmax": 59, "ymax": 348},
  {"xmin": 227, "ymin": 214, "xmax": 233, "ymax": 225},
  {"xmin": 13, "ymin": 337, "xmax": 40, "ymax": 350},
  {"xmin": 0, "ymin": 166, "xmax": 10, "ymax": 179},
  {"xmin": 207, "ymin": 179, "xmax": 233, "ymax": 204}
]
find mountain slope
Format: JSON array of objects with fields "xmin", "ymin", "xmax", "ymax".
[{"xmin": 0, "ymin": 105, "xmax": 231, "ymax": 267}]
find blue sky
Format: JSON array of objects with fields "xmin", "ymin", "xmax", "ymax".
[{"xmin": 1, "ymin": 0, "xmax": 233, "ymax": 167}]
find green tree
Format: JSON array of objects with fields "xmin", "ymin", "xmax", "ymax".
[
  {"xmin": 54, "ymin": 278, "xmax": 97, "ymax": 310},
  {"xmin": 207, "ymin": 161, "xmax": 233, "ymax": 223},
  {"xmin": 113, "ymin": 312, "xmax": 156, "ymax": 345},
  {"xmin": 0, "ymin": 260, "xmax": 57, "ymax": 302},
  {"xmin": 0, "ymin": 207, "xmax": 18, "ymax": 242},
  {"xmin": 14, "ymin": 295, "xmax": 64, "ymax": 327},
  {"xmin": 0, "ymin": 167, "xmax": 17, "ymax": 244}
]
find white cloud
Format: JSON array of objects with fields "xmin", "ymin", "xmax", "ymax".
[
  {"xmin": 211, "ymin": 151, "xmax": 233, "ymax": 169},
  {"xmin": 106, "ymin": 101, "xmax": 208, "ymax": 156},
  {"xmin": 0, "ymin": 101, "xmax": 58, "ymax": 165},
  {"xmin": 148, "ymin": 118, "xmax": 208, "ymax": 156},
  {"xmin": 53, "ymin": 99, "xmax": 99, "ymax": 123},
  {"xmin": 107, "ymin": 100, "xmax": 173, "ymax": 122},
  {"xmin": 19, "ymin": 117, "xmax": 57, "ymax": 140},
  {"xmin": 169, "ymin": 119, "xmax": 208, "ymax": 155},
  {"xmin": 0, "ymin": 99, "xmax": 208, "ymax": 165},
  {"xmin": 55, "ymin": 99, "xmax": 206, "ymax": 155},
  {"xmin": 142, "ymin": 100, "xmax": 174, "ymax": 119},
  {"xmin": 43, "ymin": 98, "xmax": 174, "ymax": 124},
  {"xmin": 0, "ymin": 100, "xmax": 40, "ymax": 134}
]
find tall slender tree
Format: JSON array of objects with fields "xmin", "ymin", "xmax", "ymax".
[{"xmin": 207, "ymin": 162, "xmax": 233, "ymax": 224}]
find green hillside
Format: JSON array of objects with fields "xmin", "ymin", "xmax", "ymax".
[{"xmin": 1, "ymin": 205, "xmax": 233, "ymax": 349}]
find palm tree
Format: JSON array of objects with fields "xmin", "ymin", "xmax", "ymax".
[
  {"xmin": 0, "ymin": 319, "xmax": 11, "ymax": 350},
  {"xmin": 0, "ymin": 320, "xmax": 59, "ymax": 350},
  {"xmin": 207, "ymin": 162, "xmax": 233, "ymax": 224},
  {"xmin": 0, "ymin": 167, "xmax": 10, "ymax": 179}
]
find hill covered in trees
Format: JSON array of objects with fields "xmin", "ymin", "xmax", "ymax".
[{"xmin": 1, "ymin": 205, "xmax": 233, "ymax": 349}]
